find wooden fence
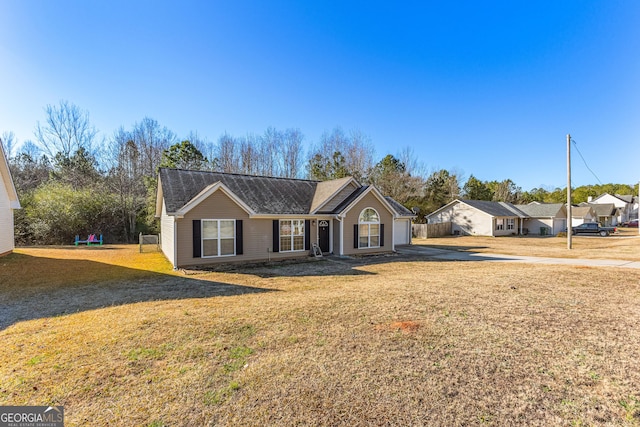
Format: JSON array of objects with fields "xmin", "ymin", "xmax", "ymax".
[{"xmin": 412, "ymin": 222, "xmax": 452, "ymax": 239}]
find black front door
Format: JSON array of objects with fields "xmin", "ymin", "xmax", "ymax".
[{"xmin": 318, "ymin": 220, "xmax": 330, "ymax": 253}]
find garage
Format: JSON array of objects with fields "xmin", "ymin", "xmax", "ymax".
[{"xmin": 393, "ymin": 219, "xmax": 411, "ymax": 246}]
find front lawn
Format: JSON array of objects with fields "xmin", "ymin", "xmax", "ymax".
[{"xmin": 1, "ymin": 245, "xmax": 639, "ymax": 426}]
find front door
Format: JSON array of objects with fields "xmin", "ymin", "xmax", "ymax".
[{"xmin": 318, "ymin": 220, "xmax": 330, "ymax": 253}]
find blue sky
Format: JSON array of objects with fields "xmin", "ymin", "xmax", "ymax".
[{"xmin": 1, "ymin": 1, "xmax": 638, "ymax": 190}]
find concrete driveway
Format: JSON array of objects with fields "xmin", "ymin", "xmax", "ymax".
[{"xmin": 397, "ymin": 245, "xmax": 640, "ymax": 269}]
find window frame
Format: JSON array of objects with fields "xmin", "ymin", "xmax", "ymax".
[
  {"xmin": 201, "ymin": 219, "xmax": 236, "ymax": 258},
  {"xmin": 495, "ymin": 218, "xmax": 504, "ymax": 231},
  {"xmin": 358, "ymin": 208, "xmax": 381, "ymax": 249},
  {"xmin": 279, "ymin": 219, "xmax": 305, "ymax": 253},
  {"xmin": 506, "ymin": 218, "xmax": 515, "ymax": 230}
]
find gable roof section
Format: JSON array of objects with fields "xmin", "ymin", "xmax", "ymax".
[
  {"xmin": 333, "ymin": 185, "xmax": 398, "ymax": 217},
  {"xmin": 176, "ymin": 182, "xmax": 255, "ymax": 217},
  {"xmin": 0, "ymin": 144, "xmax": 20, "ymax": 209},
  {"xmin": 614, "ymin": 194, "xmax": 634, "ymax": 204},
  {"xmin": 159, "ymin": 168, "xmax": 318, "ymax": 216},
  {"xmin": 385, "ymin": 197, "xmax": 416, "ymax": 218},
  {"xmin": 515, "ymin": 203, "xmax": 565, "ymax": 218},
  {"xmin": 461, "ymin": 200, "xmax": 528, "ymax": 218},
  {"xmin": 584, "ymin": 202, "xmax": 616, "ymax": 217},
  {"xmin": 571, "ymin": 206, "xmax": 594, "ymax": 218},
  {"xmin": 427, "ymin": 199, "xmax": 528, "ymax": 219},
  {"xmin": 310, "ymin": 176, "xmax": 358, "ymax": 214}
]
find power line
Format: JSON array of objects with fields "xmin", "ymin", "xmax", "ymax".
[{"xmin": 571, "ymin": 138, "xmax": 603, "ymax": 185}]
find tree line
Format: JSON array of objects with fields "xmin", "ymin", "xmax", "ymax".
[{"xmin": 2, "ymin": 101, "xmax": 637, "ymax": 245}]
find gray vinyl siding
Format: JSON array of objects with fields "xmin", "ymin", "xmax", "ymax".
[
  {"xmin": 0, "ymin": 179, "xmax": 14, "ymax": 255},
  {"xmin": 160, "ymin": 202, "xmax": 175, "ymax": 266},
  {"xmin": 445, "ymin": 203, "xmax": 493, "ymax": 236}
]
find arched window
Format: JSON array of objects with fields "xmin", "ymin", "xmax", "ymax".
[{"xmin": 358, "ymin": 208, "xmax": 380, "ymax": 248}]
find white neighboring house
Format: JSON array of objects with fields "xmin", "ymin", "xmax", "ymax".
[
  {"xmin": 0, "ymin": 144, "xmax": 20, "ymax": 256},
  {"xmin": 426, "ymin": 199, "xmax": 528, "ymax": 237},
  {"xmin": 589, "ymin": 193, "xmax": 636, "ymax": 225}
]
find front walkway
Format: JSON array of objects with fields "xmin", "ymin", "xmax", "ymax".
[{"xmin": 396, "ymin": 245, "xmax": 640, "ymax": 269}]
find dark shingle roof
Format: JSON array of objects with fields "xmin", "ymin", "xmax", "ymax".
[
  {"xmin": 587, "ymin": 203, "xmax": 616, "ymax": 217},
  {"xmin": 159, "ymin": 168, "xmax": 318, "ymax": 215},
  {"xmin": 385, "ymin": 197, "xmax": 415, "ymax": 217},
  {"xmin": 515, "ymin": 203, "xmax": 565, "ymax": 218},
  {"xmin": 460, "ymin": 200, "xmax": 528, "ymax": 217}
]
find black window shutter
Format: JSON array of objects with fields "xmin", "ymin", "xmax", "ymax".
[
  {"xmin": 272, "ymin": 220, "xmax": 280, "ymax": 252},
  {"xmin": 193, "ymin": 220, "xmax": 201, "ymax": 258},
  {"xmin": 236, "ymin": 220, "xmax": 243, "ymax": 255},
  {"xmin": 354, "ymin": 224, "xmax": 359, "ymax": 249},
  {"xmin": 305, "ymin": 220, "xmax": 311, "ymax": 251},
  {"xmin": 380, "ymin": 224, "xmax": 385, "ymax": 247}
]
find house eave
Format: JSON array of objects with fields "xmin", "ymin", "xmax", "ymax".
[{"xmin": 337, "ymin": 185, "xmax": 397, "ymax": 218}]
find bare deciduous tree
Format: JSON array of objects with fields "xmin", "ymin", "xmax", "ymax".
[
  {"xmin": 281, "ymin": 128, "xmax": 304, "ymax": 178},
  {"xmin": 107, "ymin": 128, "xmax": 144, "ymax": 241},
  {"xmin": 1, "ymin": 131, "xmax": 17, "ymax": 158},
  {"xmin": 132, "ymin": 117, "xmax": 177, "ymax": 177},
  {"xmin": 216, "ymin": 133, "xmax": 240, "ymax": 173},
  {"xmin": 186, "ymin": 131, "xmax": 216, "ymax": 171},
  {"xmin": 239, "ymin": 134, "xmax": 259, "ymax": 175},
  {"xmin": 308, "ymin": 127, "xmax": 375, "ymax": 181},
  {"xmin": 34, "ymin": 100, "xmax": 98, "ymax": 160}
]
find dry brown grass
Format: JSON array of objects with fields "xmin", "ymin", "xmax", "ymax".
[
  {"xmin": 415, "ymin": 228, "xmax": 640, "ymax": 261},
  {"xmin": 1, "ymin": 245, "xmax": 640, "ymax": 426}
]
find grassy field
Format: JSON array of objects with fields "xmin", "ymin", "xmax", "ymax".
[
  {"xmin": 1, "ymin": 242, "xmax": 640, "ymax": 426},
  {"xmin": 415, "ymin": 228, "xmax": 640, "ymax": 261}
]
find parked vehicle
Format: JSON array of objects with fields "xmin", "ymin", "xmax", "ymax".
[
  {"xmin": 571, "ymin": 222, "xmax": 617, "ymax": 236},
  {"xmin": 624, "ymin": 219, "xmax": 638, "ymax": 228}
]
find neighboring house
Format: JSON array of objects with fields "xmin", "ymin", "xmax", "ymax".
[
  {"xmin": 589, "ymin": 193, "xmax": 636, "ymax": 224},
  {"xmin": 570, "ymin": 205, "xmax": 596, "ymax": 227},
  {"xmin": 155, "ymin": 168, "xmax": 415, "ymax": 268},
  {"xmin": 515, "ymin": 202, "xmax": 567, "ymax": 235},
  {"xmin": 579, "ymin": 202, "xmax": 617, "ymax": 227},
  {"xmin": 0, "ymin": 144, "xmax": 21, "ymax": 256},
  {"xmin": 426, "ymin": 199, "xmax": 528, "ymax": 237}
]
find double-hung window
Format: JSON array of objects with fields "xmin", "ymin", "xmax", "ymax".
[
  {"xmin": 507, "ymin": 218, "xmax": 515, "ymax": 230},
  {"xmin": 280, "ymin": 219, "xmax": 305, "ymax": 252},
  {"xmin": 359, "ymin": 208, "xmax": 380, "ymax": 248},
  {"xmin": 202, "ymin": 219, "xmax": 235, "ymax": 257},
  {"xmin": 496, "ymin": 218, "xmax": 504, "ymax": 231}
]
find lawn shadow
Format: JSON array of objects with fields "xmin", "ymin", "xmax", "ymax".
[
  {"xmin": 184, "ymin": 246, "xmax": 514, "ymax": 279},
  {"xmin": 183, "ymin": 256, "xmax": 378, "ymax": 278},
  {"xmin": 0, "ymin": 253, "xmax": 274, "ymax": 331},
  {"xmin": 412, "ymin": 244, "xmax": 489, "ymax": 252}
]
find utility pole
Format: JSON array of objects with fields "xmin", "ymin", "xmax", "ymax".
[{"xmin": 567, "ymin": 134, "xmax": 572, "ymax": 249}]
